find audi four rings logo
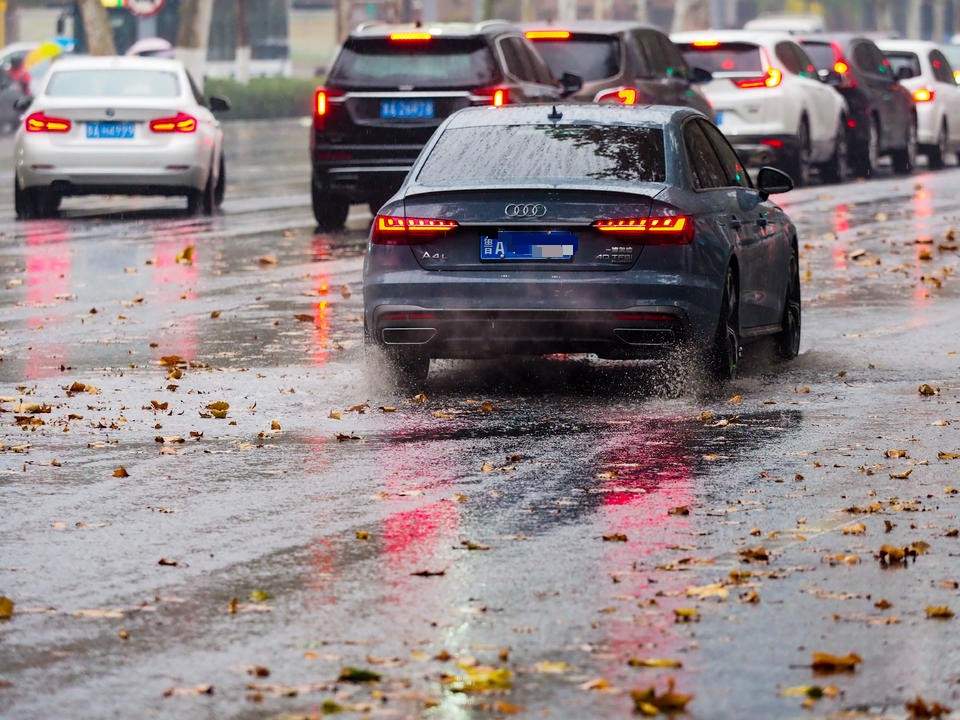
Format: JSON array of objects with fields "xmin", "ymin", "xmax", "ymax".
[{"xmin": 504, "ymin": 203, "xmax": 547, "ymax": 218}]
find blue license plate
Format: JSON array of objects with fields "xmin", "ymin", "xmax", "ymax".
[
  {"xmin": 380, "ymin": 99, "xmax": 434, "ymax": 120},
  {"xmin": 714, "ymin": 110, "xmax": 725, "ymax": 125},
  {"xmin": 86, "ymin": 121, "xmax": 135, "ymax": 139},
  {"xmin": 481, "ymin": 231, "xmax": 578, "ymax": 262}
]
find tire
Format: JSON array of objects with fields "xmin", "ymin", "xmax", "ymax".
[
  {"xmin": 783, "ymin": 119, "xmax": 811, "ymax": 187},
  {"xmin": 891, "ymin": 116, "xmax": 917, "ymax": 175},
  {"xmin": 819, "ymin": 118, "xmax": 850, "ymax": 184},
  {"xmin": 187, "ymin": 163, "xmax": 216, "ymax": 216},
  {"xmin": 926, "ymin": 121, "xmax": 948, "ymax": 170},
  {"xmin": 776, "ymin": 244, "xmax": 802, "ymax": 360},
  {"xmin": 704, "ymin": 267, "xmax": 741, "ymax": 383},
  {"xmin": 312, "ymin": 180, "xmax": 349, "ymax": 231},
  {"xmin": 853, "ymin": 116, "xmax": 880, "ymax": 178},
  {"xmin": 28, "ymin": 187, "xmax": 59, "ymax": 218},
  {"xmin": 14, "ymin": 174, "xmax": 34, "ymax": 220},
  {"xmin": 214, "ymin": 152, "xmax": 226, "ymax": 207}
]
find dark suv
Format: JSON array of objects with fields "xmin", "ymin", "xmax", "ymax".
[
  {"xmin": 522, "ymin": 21, "xmax": 712, "ymax": 114},
  {"xmin": 799, "ymin": 34, "xmax": 916, "ymax": 176},
  {"xmin": 312, "ymin": 21, "xmax": 571, "ymax": 229}
]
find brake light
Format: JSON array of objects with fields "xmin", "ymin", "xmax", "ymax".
[
  {"xmin": 596, "ymin": 86, "xmax": 639, "ymax": 105},
  {"xmin": 25, "ymin": 111, "xmax": 71, "ymax": 133},
  {"xmin": 372, "ymin": 215, "xmax": 459, "ymax": 245},
  {"xmin": 315, "ymin": 88, "xmax": 328, "ymax": 117},
  {"xmin": 592, "ymin": 216, "xmax": 693, "ymax": 244},
  {"xmin": 150, "ymin": 112, "xmax": 197, "ymax": 133},
  {"xmin": 390, "ymin": 32, "xmax": 432, "ymax": 42},
  {"xmin": 734, "ymin": 67, "xmax": 782, "ymax": 89},
  {"xmin": 525, "ymin": 30, "xmax": 571, "ymax": 40},
  {"xmin": 692, "ymin": 40, "xmax": 720, "ymax": 48},
  {"xmin": 913, "ymin": 87, "xmax": 936, "ymax": 103},
  {"xmin": 954, "ymin": 69, "xmax": 960, "ymax": 83},
  {"xmin": 834, "ymin": 60, "xmax": 849, "ymax": 74},
  {"xmin": 761, "ymin": 138, "xmax": 784, "ymax": 149},
  {"xmin": 492, "ymin": 88, "xmax": 508, "ymax": 107}
]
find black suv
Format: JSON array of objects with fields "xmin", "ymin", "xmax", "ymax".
[
  {"xmin": 312, "ymin": 21, "xmax": 572, "ymax": 230},
  {"xmin": 522, "ymin": 21, "xmax": 712, "ymax": 114},
  {"xmin": 799, "ymin": 34, "xmax": 916, "ymax": 177}
]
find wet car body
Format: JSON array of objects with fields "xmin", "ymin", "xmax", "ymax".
[
  {"xmin": 363, "ymin": 104, "xmax": 801, "ymax": 383},
  {"xmin": 521, "ymin": 21, "xmax": 712, "ymax": 114}
]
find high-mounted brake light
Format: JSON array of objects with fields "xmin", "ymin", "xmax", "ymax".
[
  {"xmin": 592, "ymin": 216, "xmax": 693, "ymax": 244},
  {"xmin": 525, "ymin": 30, "xmax": 571, "ymax": 40},
  {"xmin": 734, "ymin": 67, "xmax": 782, "ymax": 89},
  {"xmin": 25, "ymin": 111, "xmax": 71, "ymax": 133},
  {"xmin": 596, "ymin": 86, "xmax": 639, "ymax": 105},
  {"xmin": 390, "ymin": 32, "xmax": 432, "ymax": 41},
  {"xmin": 372, "ymin": 215, "xmax": 459, "ymax": 245},
  {"xmin": 912, "ymin": 87, "xmax": 936, "ymax": 103},
  {"xmin": 150, "ymin": 112, "xmax": 197, "ymax": 133},
  {"xmin": 692, "ymin": 40, "xmax": 720, "ymax": 48}
]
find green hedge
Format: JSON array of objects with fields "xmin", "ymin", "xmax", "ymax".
[{"xmin": 204, "ymin": 77, "xmax": 319, "ymax": 120}]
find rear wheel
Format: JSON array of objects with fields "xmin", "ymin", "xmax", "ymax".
[
  {"xmin": 926, "ymin": 121, "xmax": 948, "ymax": 170},
  {"xmin": 312, "ymin": 179, "xmax": 349, "ymax": 231},
  {"xmin": 783, "ymin": 119, "xmax": 811, "ymax": 187},
  {"xmin": 704, "ymin": 268, "xmax": 741, "ymax": 383},
  {"xmin": 819, "ymin": 118, "xmax": 850, "ymax": 184},
  {"xmin": 776, "ymin": 244, "xmax": 802, "ymax": 360},
  {"xmin": 188, "ymin": 165, "xmax": 216, "ymax": 216},
  {"xmin": 26, "ymin": 187, "xmax": 59, "ymax": 219},
  {"xmin": 214, "ymin": 152, "xmax": 226, "ymax": 206},
  {"xmin": 891, "ymin": 117, "xmax": 917, "ymax": 175},
  {"xmin": 14, "ymin": 175, "xmax": 34, "ymax": 219},
  {"xmin": 853, "ymin": 116, "xmax": 880, "ymax": 178}
]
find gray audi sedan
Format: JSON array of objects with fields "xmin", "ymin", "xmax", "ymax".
[{"xmin": 362, "ymin": 104, "xmax": 800, "ymax": 386}]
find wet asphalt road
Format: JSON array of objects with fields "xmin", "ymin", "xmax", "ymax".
[{"xmin": 1, "ymin": 119, "xmax": 960, "ymax": 720}]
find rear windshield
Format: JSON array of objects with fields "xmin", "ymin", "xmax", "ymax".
[
  {"xmin": 417, "ymin": 124, "xmax": 666, "ymax": 185},
  {"xmin": 885, "ymin": 51, "xmax": 921, "ymax": 79},
  {"xmin": 45, "ymin": 69, "xmax": 181, "ymax": 98},
  {"xmin": 330, "ymin": 37, "xmax": 497, "ymax": 89},
  {"xmin": 800, "ymin": 41, "xmax": 837, "ymax": 72},
  {"xmin": 531, "ymin": 36, "xmax": 621, "ymax": 82},
  {"xmin": 679, "ymin": 42, "xmax": 762, "ymax": 74}
]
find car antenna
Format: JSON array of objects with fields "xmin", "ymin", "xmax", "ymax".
[{"xmin": 548, "ymin": 105, "xmax": 563, "ymax": 122}]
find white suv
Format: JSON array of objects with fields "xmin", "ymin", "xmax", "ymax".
[
  {"xmin": 878, "ymin": 39, "xmax": 960, "ymax": 168},
  {"xmin": 673, "ymin": 30, "xmax": 849, "ymax": 185}
]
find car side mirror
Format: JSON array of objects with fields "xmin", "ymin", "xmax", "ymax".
[
  {"xmin": 757, "ymin": 166, "xmax": 793, "ymax": 199},
  {"xmin": 13, "ymin": 95, "xmax": 32, "ymax": 112},
  {"xmin": 559, "ymin": 72, "xmax": 583, "ymax": 97},
  {"xmin": 209, "ymin": 95, "xmax": 231, "ymax": 112},
  {"xmin": 895, "ymin": 66, "xmax": 913, "ymax": 81},
  {"xmin": 689, "ymin": 66, "xmax": 712, "ymax": 84}
]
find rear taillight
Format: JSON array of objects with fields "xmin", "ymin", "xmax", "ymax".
[
  {"xmin": 734, "ymin": 67, "xmax": 782, "ymax": 89},
  {"xmin": 913, "ymin": 87, "xmax": 936, "ymax": 103},
  {"xmin": 372, "ymin": 215, "xmax": 459, "ymax": 245},
  {"xmin": 313, "ymin": 87, "xmax": 344, "ymax": 131},
  {"xmin": 150, "ymin": 112, "xmax": 197, "ymax": 133},
  {"xmin": 473, "ymin": 86, "xmax": 510, "ymax": 107},
  {"xmin": 592, "ymin": 216, "xmax": 693, "ymax": 245},
  {"xmin": 25, "ymin": 111, "xmax": 71, "ymax": 133},
  {"xmin": 595, "ymin": 86, "xmax": 639, "ymax": 105}
]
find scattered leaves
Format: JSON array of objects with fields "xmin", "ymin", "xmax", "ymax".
[
  {"xmin": 338, "ymin": 667, "xmax": 380, "ymax": 683},
  {"xmin": 112, "ymin": 467, "xmax": 129, "ymax": 478},
  {"xmin": 925, "ymin": 605, "xmax": 954, "ymax": 619},
  {"xmin": 0, "ymin": 596, "xmax": 13, "ymax": 620},
  {"xmin": 810, "ymin": 652, "xmax": 862, "ymax": 673},
  {"xmin": 630, "ymin": 678, "xmax": 693, "ymax": 716}
]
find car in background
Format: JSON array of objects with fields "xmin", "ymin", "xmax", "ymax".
[
  {"xmin": 312, "ymin": 21, "xmax": 574, "ymax": 230},
  {"xmin": 942, "ymin": 44, "xmax": 960, "ymax": 82},
  {"xmin": 363, "ymin": 104, "xmax": 800, "ymax": 387},
  {"xmin": 799, "ymin": 34, "xmax": 917, "ymax": 176},
  {"xmin": 521, "ymin": 21, "xmax": 712, "ymax": 114},
  {"xmin": 878, "ymin": 39, "xmax": 960, "ymax": 168},
  {"xmin": 14, "ymin": 56, "xmax": 230, "ymax": 219},
  {"xmin": 0, "ymin": 68, "xmax": 28, "ymax": 134},
  {"xmin": 674, "ymin": 31, "xmax": 848, "ymax": 185},
  {"xmin": 743, "ymin": 14, "xmax": 826, "ymax": 34}
]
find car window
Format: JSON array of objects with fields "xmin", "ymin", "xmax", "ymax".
[
  {"xmin": 801, "ymin": 41, "xmax": 837, "ymax": 72},
  {"xmin": 531, "ymin": 35, "xmax": 621, "ymax": 82},
  {"xmin": 854, "ymin": 40, "xmax": 889, "ymax": 77},
  {"xmin": 700, "ymin": 120, "xmax": 751, "ymax": 188},
  {"xmin": 499, "ymin": 37, "xmax": 532, "ymax": 81},
  {"xmin": 637, "ymin": 30, "xmax": 669, "ymax": 75},
  {"xmin": 521, "ymin": 39, "xmax": 556, "ymax": 85},
  {"xmin": 187, "ymin": 72, "xmax": 206, "ymax": 106},
  {"xmin": 775, "ymin": 42, "xmax": 802, "ymax": 74},
  {"xmin": 45, "ymin": 69, "xmax": 181, "ymax": 98},
  {"xmin": 330, "ymin": 37, "xmax": 497, "ymax": 88},
  {"xmin": 417, "ymin": 124, "xmax": 666, "ymax": 186},
  {"xmin": 790, "ymin": 42, "xmax": 819, "ymax": 78},
  {"xmin": 683, "ymin": 121, "xmax": 726, "ymax": 189},
  {"xmin": 885, "ymin": 51, "xmax": 921, "ymax": 79},
  {"xmin": 930, "ymin": 50, "xmax": 955, "ymax": 84},
  {"xmin": 512, "ymin": 38, "xmax": 541, "ymax": 83},
  {"xmin": 679, "ymin": 42, "xmax": 763, "ymax": 75},
  {"xmin": 657, "ymin": 32, "xmax": 688, "ymax": 79},
  {"xmin": 626, "ymin": 33, "xmax": 652, "ymax": 77}
]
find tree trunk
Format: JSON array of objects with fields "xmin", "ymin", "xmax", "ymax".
[
  {"xmin": 671, "ymin": 0, "xmax": 711, "ymax": 32},
  {"xmin": 77, "ymin": 0, "xmax": 116, "ymax": 56},
  {"xmin": 235, "ymin": 0, "xmax": 250, "ymax": 84},
  {"xmin": 176, "ymin": 0, "xmax": 215, "ymax": 92}
]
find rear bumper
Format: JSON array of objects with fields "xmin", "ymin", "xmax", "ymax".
[
  {"xmin": 371, "ymin": 306, "xmax": 688, "ymax": 359},
  {"xmin": 725, "ymin": 134, "xmax": 800, "ymax": 167}
]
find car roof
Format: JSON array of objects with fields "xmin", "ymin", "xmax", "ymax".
[
  {"xmin": 45, "ymin": 55, "xmax": 186, "ymax": 73},
  {"xmin": 877, "ymin": 39, "xmax": 941, "ymax": 53},
  {"xmin": 444, "ymin": 104, "xmax": 703, "ymax": 130},
  {"xmin": 350, "ymin": 20, "xmax": 517, "ymax": 39},
  {"xmin": 801, "ymin": 33, "xmax": 876, "ymax": 46},
  {"xmin": 672, "ymin": 29, "xmax": 795, "ymax": 46},
  {"xmin": 520, "ymin": 20, "xmax": 659, "ymax": 35}
]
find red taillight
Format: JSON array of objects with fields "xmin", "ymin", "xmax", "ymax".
[
  {"xmin": 734, "ymin": 67, "xmax": 782, "ymax": 89},
  {"xmin": 846, "ymin": 118, "xmax": 857, "ymax": 128},
  {"xmin": 525, "ymin": 30, "xmax": 571, "ymax": 40},
  {"xmin": 913, "ymin": 87, "xmax": 935, "ymax": 103},
  {"xmin": 315, "ymin": 88, "xmax": 328, "ymax": 117},
  {"xmin": 492, "ymin": 88, "xmax": 508, "ymax": 107},
  {"xmin": 372, "ymin": 214, "xmax": 459, "ymax": 245},
  {"xmin": 25, "ymin": 111, "xmax": 71, "ymax": 133},
  {"xmin": 761, "ymin": 138, "xmax": 784, "ymax": 149},
  {"xmin": 592, "ymin": 216, "xmax": 693, "ymax": 244},
  {"xmin": 596, "ymin": 86, "xmax": 639, "ymax": 105},
  {"xmin": 314, "ymin": 87, "xmax": 343, "ymax": 131},
  {"xmin": 150, "ymin": 112, "xmax": 197, "ymax": 133},
  {"xmin": 473, "ymin": 86, "xmax": 509, "ymax": 107}
]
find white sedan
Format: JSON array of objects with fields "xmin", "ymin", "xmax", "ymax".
[
  {"xmin": 14, "ymin": 55, "xmax": 229, "ymax": 219},
  {"xmin": 878, "ymin": 39, "xmax": 960, "ymax": 168}
]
